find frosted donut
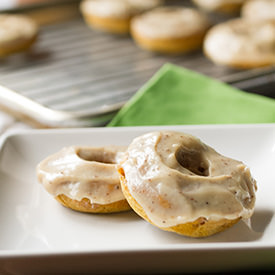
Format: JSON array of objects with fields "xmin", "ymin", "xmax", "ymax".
[
  {"xmin": 130, "ymin": 7, "xmax": 210, "ymax": 54},
  {"xmin": 242, "ymin": 0, "xmax": 275, "ymax": 22},
  {"xmin": 37, "ymin": 145, "xmax": 131, "ymax": 213},
  {"xmin": 118, "ymin": 131, "xmax": 257, "ymax": 237},
  {"xmin": 203, "ymin": 18, "xmax": 275, "ymax": 68},
  {"xmin": 80, "ymin": 0, "xmax": 163, "ymax": 34},
  {"xmin": 192, "ymin": 0, "xmax": 245, "ymax": 14},
  {"xmin": 0, "ymin": 14, "xmax": 38, "ymax": 58}
]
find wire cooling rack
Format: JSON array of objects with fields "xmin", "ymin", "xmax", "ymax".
[{"xmin": 0, "ymin": 14, "xmax": 274, "ymax": 127}]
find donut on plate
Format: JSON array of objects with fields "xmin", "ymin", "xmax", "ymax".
[
  {"xmin": 118, "ymin": 131, "xmax": 257, "ymax": 237},
  {"xmin": 203, "ymin": 18, "xmax": 275, "ymax": 68},
  {"xmin": 242, "ymin": 0, "xmax": 275, "ymax": 22},
  {"xmin": 80, "ymin": 0, "xmax": 163, "ymax": 34},
  {"xmin": 0, "ymin": 14, "xmax": 38, "ymax": 57},
  {"xmin": 130, "ymin": 7, "xmax": 210, "ymax": 54},
  {"xmin": 37, "ymin": 145, "xmax": 131, "ymax": 213}
]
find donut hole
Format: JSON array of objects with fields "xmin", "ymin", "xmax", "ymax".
[
  {"xmin": 175, "ymin": 148, "xmax": 209, "ymax": 176},
  {"xmin": 77, "ymin": 148, "xmax": 115, "ymax": 164}
]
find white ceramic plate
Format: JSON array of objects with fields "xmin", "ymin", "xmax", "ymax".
[{"xmin": 0, "ymin": 124, "xmax": 274, "ymax": 274}]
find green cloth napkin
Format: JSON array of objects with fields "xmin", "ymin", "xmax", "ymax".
[{"xmin": 108, "ymin": 64, "xmax": 275, "ymax": 126}]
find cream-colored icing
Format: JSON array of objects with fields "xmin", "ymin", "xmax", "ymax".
[
  {"xmin": 204, "ymin": 18, "xmax": 275, "ymax": 65},
  {"xmin": 131, "ymin": 7, "xmax": 210, "ymax": 39},
  {"xmin": 120, "ymin": 131, "xmax": 257, "ymax": 228},
  {"xmin": 80, "ymin": 0, "xmax": 163, "ymax": 19},
  {"xmin": 0, "ymin": 14, "xmax": 38, "ymax": 47},
  {"xmin": 37, "ymin": 146, "xmax": 126, "ymax": 204},
  {"xmin": 192, "ymin": 0, "xmax": 245, "ymax": 11},
  {"xmin": 242, "ymin": 0, "xmax": 275, "ymax": 22}
]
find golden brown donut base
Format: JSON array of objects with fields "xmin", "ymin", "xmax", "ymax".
[
  {"xmin": 56, "ymin": 194, "xmax": 131, "ymax": 213},
  {"xmin": 211, "ymin": 3, "xmax": 243, "ymax": 14},
  {"xmin": 118, "ymin": 167, "xmax": 240, "ymax": 237},
  {"xmin": 131, "ymin": 28, "xmax": 206, "ymax": 54},
  {"xmin": 203, "ymin": 49, "xmax": 275, "ymax": 69},
  {"xmin": 82, "ymin": 13, "xmax": 130, "ymax": 34},
  {"xmin": 193, "ymin": 0, "xmax": 243, "ymax": 14},
  {"xmin": 0, "ymin": 34, "xmax": 38, "ymax": 57}
]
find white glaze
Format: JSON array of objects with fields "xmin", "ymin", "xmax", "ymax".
[
  {"xmin": 192, "ymin": 0, "xmax": 245, "ymax": 12},
  {"xmin": 120, "ymin": 131, "xmax": 257, "ymax": 228},
  {"xmin": 0, "ymin": 14, "xmax": 37, "ymax": 46},
  {"xmin": 80, "ymin": 0, "xmax": 163, "ymax": 19},
  {"xmin": 204, "ymin": 18, "xmax": 275, "ymax": 65},
  {"xmin": 131, "ymin": 7, "xmax": 209, "ymax": 39},
  {"xmin": 242, "ymin": 0, "xmax": 275, "ymax": 22},
  {"xmin": 37, "ymin": 146, "xmax": 126, "ymax": 204}
]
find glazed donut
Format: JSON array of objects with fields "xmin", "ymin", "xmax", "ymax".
[
  {"xmin": 242, "ymin": 0, "xmax": 275, "ymax": 22},
  {"xmin": 192, "ymin": 0, "xmax": 245, "ymax": 14},
  {"xmin": 130, "ymin": 7, "xmax": 210, "ymax": 54},
  {"xmin": 37, "ymin": 145, "xmax": 131, "ymax": 213},
  {"xmin": 80, "ymin": 0, "xmax": 163, "ymax": 34},
  {"xmin": 118, "ymin": 131, "xmax": 257, "ymax": 237},
  {"xmin": 0, "ymin": 14, "xmax": 38, "ymax": 58},
  {"xmin": 203, "ymin": 18, "xmax": 275, "ymax": 68}
]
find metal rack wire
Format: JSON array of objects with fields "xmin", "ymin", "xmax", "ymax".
[{"xmin": 0, "ymin": 14, "xmax": 274, "ymax": 127}]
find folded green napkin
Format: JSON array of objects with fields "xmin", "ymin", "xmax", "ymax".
[{"xmin": 108, "ymin": 64, "xmax": 275, "ymax": 126}]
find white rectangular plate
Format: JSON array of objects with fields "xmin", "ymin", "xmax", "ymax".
[{"xmin": 0, "ymin": 124, "xmax": 274, "ymax": 274}]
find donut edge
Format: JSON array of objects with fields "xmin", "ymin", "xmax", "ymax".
[
  {"xmin": 56, "ymin": 194, "xmax": 131, "ymax": 213},
  {"xmin": 0, "ymin": 33, "xmax": 38, "ymax": 57},
  {"xmin": 118, "ymin": 167, "xmax": 241, "ymax": 237},
  {"xmin": 130, "ymin": 21, "xmax": 208, "ymax": 54},
  {"xmin": 81, "ymin": 10, "xmax": 131, "ymax": 34},
  {"xmin": 192, "ymin": 0, "xmax": 243, "ymax": 14}
]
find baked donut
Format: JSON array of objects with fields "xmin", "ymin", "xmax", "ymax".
[
  {"xmin": 242, "ymin": 0, "xmax": 275, "ymax": 22},
  {"xmin": 80, "ymin": 0, "xmax": 163, "ymax": 34},
  {"xmin": 0, "ymin": 14, "xmax": 38, "ymax": 58},
  {"xmin": 37, "ymin": 145, "xmax": 131, "ymax": 213},
  {"xmin": 192, "ymin": 0, "xmax": 245, "ymax": 14},
  {"xmin": 118, "ymin": 131, "xmax": 257, "ymax": 238},
  {"xmin": 203, "ymin": 18, "xmax": 275, "ymax": 68},
  {"xmin": 130, "ymin": 7, "xmax": 210, "ymax": 54}
]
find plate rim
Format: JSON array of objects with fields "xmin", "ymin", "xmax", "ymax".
[{"xmin": 0, "ymin": 123, "xmax": 274, "ymax": 259}]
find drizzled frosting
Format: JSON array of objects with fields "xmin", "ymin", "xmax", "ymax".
[
  {"xmin": 37, "ymin": 146, "xmax": 126, "ymax": 204},
  {"xmin": 120, "ymin": 131, "xmax": 257, "ymax": 228}
]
